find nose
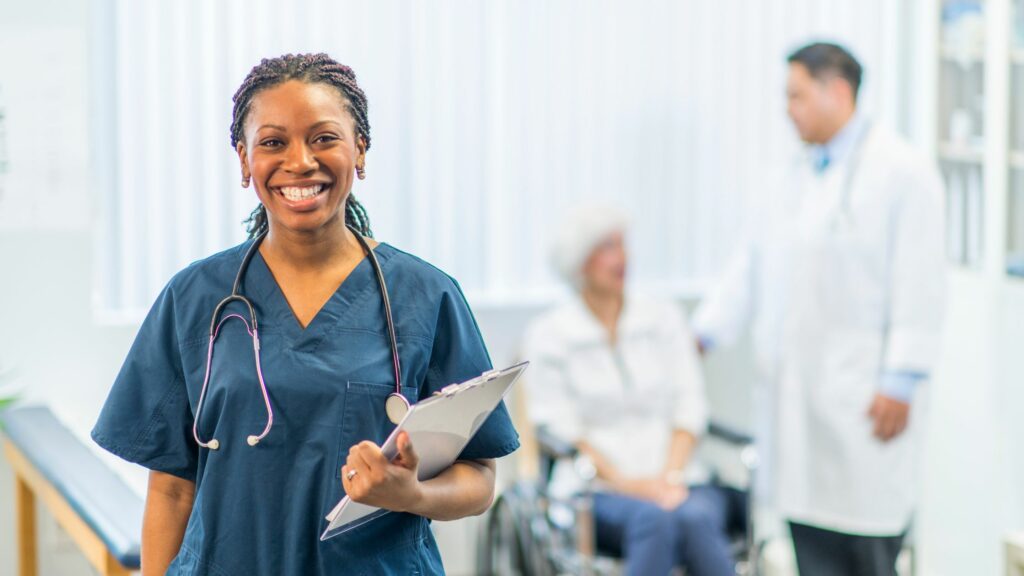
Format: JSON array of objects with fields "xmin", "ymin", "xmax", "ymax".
[{"xmin": 284, "ymin": 142, "xmax": 316, "ymax": 174}]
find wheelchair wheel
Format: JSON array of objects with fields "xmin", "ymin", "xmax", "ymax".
[{"xmin": 476, "ymin": 483, "xmax": 553, "ymax": 576}]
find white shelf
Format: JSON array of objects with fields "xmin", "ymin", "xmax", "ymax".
[
  {"xmin": 938, "ymin": 141, "xmax": 986, "ymax": 163},
  {"xmin": 939, "ymin": 43, "xmax": 986, "ymax": 64},
  {"xmin": 1010, "ymin": 150, "xmax": 1024, "ymax": 168}
]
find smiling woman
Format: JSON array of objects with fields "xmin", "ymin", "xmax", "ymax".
[
  {"xmin": 90, "ymin": 53, "xmax": 519, "ymax": 576},
  {"xmin": 229, "ymin": 54, "xmax": 373, "ymax": 240}
]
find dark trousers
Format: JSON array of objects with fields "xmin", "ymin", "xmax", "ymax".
[
  {"xmin": 593, "ymin": 485, "xmax": 746, "ymax": 576},
  {"xmin": 789, "ymin": 521, "xmax": 905, "ymax": 576}
]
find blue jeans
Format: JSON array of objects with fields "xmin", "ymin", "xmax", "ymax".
[{"xmin": 593, "ymin": 485, "xmax": 743, "ymax": 576}]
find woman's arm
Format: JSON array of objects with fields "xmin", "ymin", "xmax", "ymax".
[
  {"xmin": 343, "ymin": 432, "xmax": 496, "ymax": 521},
  {"xmin": 662, "ymin": 429, "xmax": 698, "ymax": 481},
  {"xmin": 576, "ymin": 438, "xmax": 688, "ymax": 510},
  {"xmin": 142, "ymin": 470, "xmax": 195, "ymax": 576},
  {"xmin": 406, "ymin": 459, "xmax": 496, "ymax": 520}
]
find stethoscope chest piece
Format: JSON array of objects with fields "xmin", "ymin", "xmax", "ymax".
[{"xmin": 386, "ymin": 393, "xmax": 410, "ymax": 425}]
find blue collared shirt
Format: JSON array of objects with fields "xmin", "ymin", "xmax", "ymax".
[{"xmin": 810, "ymin": 112, "xmax": 870, "ymax": 173}]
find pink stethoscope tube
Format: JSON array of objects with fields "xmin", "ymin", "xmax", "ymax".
[
  {"xmin": 191, "ymin": 226, "xmax": 407, "ymax": 452},
  {"xmin": 192, "ymin": 314, "xmax": 273, "ymax": 451}
]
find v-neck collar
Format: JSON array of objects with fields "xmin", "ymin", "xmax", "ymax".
[{"xmin": 245, "ymin": 243, "xmax": 395, "ymax": 346}]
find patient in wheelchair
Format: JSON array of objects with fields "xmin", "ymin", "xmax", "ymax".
[{"xmin": 520, "ymin": 204, "xmax": 744, "ymax": 576}]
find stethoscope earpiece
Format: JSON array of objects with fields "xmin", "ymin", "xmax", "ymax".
[
  {"xmin": 207, "ymin": 439, "xmax": 220, "ymax": 451},
  {"xmin": 246, "ymin": 435, "xmax": 260, "ymax": 447}
]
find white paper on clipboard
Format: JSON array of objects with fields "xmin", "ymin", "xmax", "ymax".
[{"xmin": 320, "ymin": 361, "xmax": 528, "ymax": 541}]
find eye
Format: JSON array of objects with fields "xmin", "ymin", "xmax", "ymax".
[
  {"xmin": 313, "ymin": 134, "xmax": 340, "ymax": 144},
  {"xmin": 259, "ymin": 138, "xmax": 283, "ymax": 148}
]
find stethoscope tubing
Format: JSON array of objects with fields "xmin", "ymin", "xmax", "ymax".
[{"xmin": 192, "ymin": 225, "xmax": 404, "ymax": 451}]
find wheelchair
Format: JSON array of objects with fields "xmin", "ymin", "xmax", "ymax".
[{"xmin": 477, "ymin": 420, "xmax": 763, "ymax": 576}]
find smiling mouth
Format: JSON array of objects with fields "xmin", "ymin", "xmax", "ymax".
[{"xmin": 276, "ymin": 184, "xmax": 327, "ymax": 201}]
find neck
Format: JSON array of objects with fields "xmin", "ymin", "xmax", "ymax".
[
  {"xmin": 820, "ymin": 106, "xmax": 857, "ymax": 144},
  {"xmin": 261, "ymin": 218, "xmax": 360, "ymax": 270},
  {"xmin": 581, "ymin": 286, "xmax": 624, "ymax": 340}
]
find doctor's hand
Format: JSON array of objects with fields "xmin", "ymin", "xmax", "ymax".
[
  {"xmin": 341, "ymin": 432, "xmax": 423, "ymax": 513},
  {"xmin": 868, "ymin": 393, "xmax": 910, "ymax": 442}
]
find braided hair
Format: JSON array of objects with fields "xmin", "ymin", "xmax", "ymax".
[{"xmin": 231, "ymin": 53, "xmax": 373, "ymax": 238}]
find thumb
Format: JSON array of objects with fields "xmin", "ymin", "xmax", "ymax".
[{"xmin": 395, "ymin": 432, "xmax": 419, "ymax": 470}]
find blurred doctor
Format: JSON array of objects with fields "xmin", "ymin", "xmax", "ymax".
[{"xmin": 694, "ymin": 43, "xmax": 945, "ymax": 576}]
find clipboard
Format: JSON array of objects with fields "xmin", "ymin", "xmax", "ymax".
[{"xmin": 320, "ymin": 361, "xmax": 528, "ymax": 541}]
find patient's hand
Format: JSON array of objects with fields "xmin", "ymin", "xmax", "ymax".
[
  {"xmin": 867, "ymin": 393, "xmax": 910, "ymax": 442},
  {"xmin": 616, "ymin": 477, "xmax": 689, "ymax": 510}
]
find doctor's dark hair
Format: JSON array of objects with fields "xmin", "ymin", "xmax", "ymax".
[
  {"xmin": 230, "ymin": 53, "xmax": 373, "ymax": 238},
  {"xmin": 787, "ymin": 42, "xmax": 863, "ymax": 101}
]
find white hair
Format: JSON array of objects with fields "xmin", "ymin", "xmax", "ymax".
[{"xmin": 550, "ymin": 203, "xmax": 629, "ymax": 287}]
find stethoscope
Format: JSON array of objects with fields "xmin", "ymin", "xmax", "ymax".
[
  {"xmin": 192, "ymin": 225, "xmax": 409, "ymax": 451},
  {"xmin": 820, "ymin": 120, "xmax": 872, "ymax": 233}
]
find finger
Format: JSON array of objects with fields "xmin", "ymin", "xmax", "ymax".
[
  {"xmin": 353, "ymin": 441, "xmax": 389, "ymax": 472},
  {"xmin": 872, "ymin": 409, "xmax": 887, "ymax": 440},
  {"xmin": 867, "ymin": 396, "xmax": 881, "ymax": 418},
  {"xmin": 894, "ymin": 412, "xmax": 909, "ymax": 437},
  {"xmin": 341, "ymin": 464, "xmax": 358, "ymax": 491},
  {"xmin": 396, "ymin": 432, "xmax": 419, "ymax": 470},
  {"xmin": 878, "ymin": 414, "xmax": 893, "ymax": 441},
  {"xmin": 350, "ymin": 445, "xmax": 379, "ymax": 478},
  {"xmin": 882, "ymin": 410, "xmax": 899, "ymax": 441}
]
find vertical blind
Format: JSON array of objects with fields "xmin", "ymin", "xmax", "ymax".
[{"xmin": 94, "ymin": 0, "xmax": 912, "ymax": 319}]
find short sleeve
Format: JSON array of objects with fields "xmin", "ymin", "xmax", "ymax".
[
  {"xmin": 425, "ymin": 279, "xmax": 520, "ymax": 460},
  {"xmin": 91, "ymin": 282, "xmax": 198, "ymax": 482}
]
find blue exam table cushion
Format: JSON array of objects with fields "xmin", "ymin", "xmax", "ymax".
[{"xmin": 1, "ymin": 406, "xmax": 143, "ymax": 569}]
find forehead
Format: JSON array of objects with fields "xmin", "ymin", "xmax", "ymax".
[
  {"xmin": 787, "ymin": 63, "xmax": 813, "ymax": 84},
  {"xmin": 246, "ymin": 79, "xmax": 353, "ymax": 129}
]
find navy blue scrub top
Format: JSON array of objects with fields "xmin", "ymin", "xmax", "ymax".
[{"xmin": 92, "ymin": 241, "xmax": 520, "ymax": 575}]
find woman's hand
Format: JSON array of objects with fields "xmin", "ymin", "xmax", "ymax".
[
  {"xmin": 341, "ymin": 432, "xmax": 423, "ymax": 512},
  {"xmin": 615, "ymin": 477, "xmax": 689, "ymax": 511}
]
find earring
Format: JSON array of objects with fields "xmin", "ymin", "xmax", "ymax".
[
  {"xmin": 241, "ymin": 176, "xmax": 250, "ymax": 188},
  {"xmin": 356, "ymin": 166, "xmax": 366, "ymax": 180}
]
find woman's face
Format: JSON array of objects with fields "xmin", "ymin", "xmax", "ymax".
[
  {"xmin": 581, "ymin": 231, "xmax": 627, "ymax": 296},
  {"xmin": 237, "ymin": 80, "xmax": 366, "ymax": 237}
]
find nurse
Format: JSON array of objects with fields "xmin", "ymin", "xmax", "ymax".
[
  {"xmin": 92, "ymin": 53, "xmax": 519, "ymax": 575},
  {"xmin": 694, "ymin": 43, "xmax": 945, "ymax": 576}
]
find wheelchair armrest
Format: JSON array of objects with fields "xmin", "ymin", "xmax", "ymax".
[
  {"xmin": 535, "ymin": 426, "xmax": 578, "ymax": 460},
  {"xmin": 707, "ymin": 419, "xmax": 754, "ymax": 447}
]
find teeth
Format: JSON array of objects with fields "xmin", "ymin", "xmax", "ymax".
[{"xmin": 279, "ymin": 185, "xmax": 324, "ymax": 201}]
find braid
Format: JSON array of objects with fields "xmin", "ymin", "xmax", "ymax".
[{"xmin": 233, "ymin": 53, "xmax": 374, "ymax": 239}]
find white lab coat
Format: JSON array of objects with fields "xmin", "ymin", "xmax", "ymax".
[{"xmin": 694, "ymin": 122, "xmax": 945, "ymax": 535}]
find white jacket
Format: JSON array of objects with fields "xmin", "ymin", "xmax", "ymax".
[
  {"xmin": 522, "ymin": 296, "xmax": 708, "ymax": 483},
  {"xmin": 695, "ymin": 122, "xmax": 946, "ymax": 535}
]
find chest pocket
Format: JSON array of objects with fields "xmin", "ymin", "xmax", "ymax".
[{"xmin": 336, "ymin": 381, "xmax": 419, "ymax": 481}]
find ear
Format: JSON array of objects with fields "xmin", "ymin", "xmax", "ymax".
[
  {"xmin": 236, "ymin": 141, "xmax": 251, "ymax": 182},
  {"xmin": 827, "ymin": 76, "xmax": 853, "ymax": 105},
  {"xmin": 356, "ymin": 136, "xmax": 367, "ymax": 167},
  {"xmin": 355, "ymin": 136, "xmax": 367, "ymax": 179}
]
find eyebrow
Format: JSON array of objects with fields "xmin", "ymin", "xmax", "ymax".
[{"xmin": 256, "ymin": 120, "xmax": 343, "ymax": 132}]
